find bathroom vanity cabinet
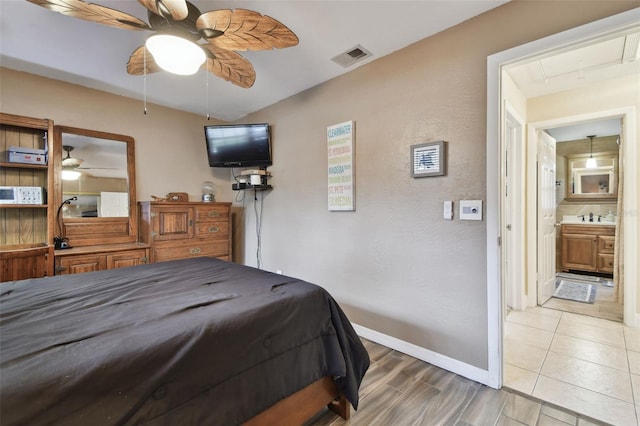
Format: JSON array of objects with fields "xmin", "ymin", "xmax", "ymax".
[{"xmin": 560, "ymin": 224, "xmax": 615, "ymax": 274}]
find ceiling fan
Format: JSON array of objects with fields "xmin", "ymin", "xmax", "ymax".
[
  {"xmin": 62, "ymin": 145, "xmax": 120, "ymax": 180},
  {"xmin": 62, "ymin": 145, "xmax": 85, "ymax": 180},
  {"xmin": 27, "ymin": 0, "xmax": 300, "ymax": 88},
  {"xmin": 62, "ymin": 145, "xmax": 83, "ymax": 168}
]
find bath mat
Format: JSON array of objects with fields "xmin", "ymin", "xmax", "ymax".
[{"xmin": 553, "ymin": 280, "xmax": 596, "ymax": 304}]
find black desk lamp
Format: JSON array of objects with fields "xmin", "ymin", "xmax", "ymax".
[{"xmin": 54, "ymin": 196, "xmax": 77, "ymax": 249}]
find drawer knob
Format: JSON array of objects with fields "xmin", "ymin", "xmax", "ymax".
[
  {"xmin": 208, "ymin": 226, "xmax": 219, "ymax": 233},
  {"xmin": 190, "ymin": 247, "xmax": 201, "ymax": 254},
  {"xmin": 208, "ymin": 211, "xmax": 219, "ymax": 217}
]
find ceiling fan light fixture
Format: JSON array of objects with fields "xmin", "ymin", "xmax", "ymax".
[
  {"xmin": 62, "ymin": 169, "xmax": 81, "ymax": 180},
  {"xmin": 145, "ymin": 34, "xmax": 206, "ymax": 75}
]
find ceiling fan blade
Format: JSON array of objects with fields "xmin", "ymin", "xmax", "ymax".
[
  {"xmin": 138, "ymin": 0, "xmax": 188, "ymax": 21},
  {"xmin": 197, "ymin": 9, "xmax": 299, "ymax": 51},
  {"xmin": 27, "ymin": 0, "xmax": 150, "ymax": 31},
  {"xmin": 77, "ymin": 167, "xmax": 118, "ymax": 170},
  {"xmin": 126, "ymin": 46, "xmax": 162, "ymax": 75},
  {"xmin": 201, "ymin": 45, "xmax": 256, "ymax": 88}
]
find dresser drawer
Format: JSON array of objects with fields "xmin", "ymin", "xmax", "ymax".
[
  {"xmin": 196, "ymin": 204, "xmax": 230, "ymax": 222},
  {"xmin": 153, "ymin": 240, "xmax": 230, "ymax": 262},
  {"xmin": 57, "ymin": 254, "xmax": 107, "ymax": 275},
  {"xmin": 195, "ymin": 221, "xmax": 229, "ymax": 239},
  {"xmin": 139, "ymin": 202, "xmax": 232, "ymax": 264}
]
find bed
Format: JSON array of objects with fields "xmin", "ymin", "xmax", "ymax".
[{"xmin": 0, "ymin": 257, "xmax": 369, "ymax": 425}]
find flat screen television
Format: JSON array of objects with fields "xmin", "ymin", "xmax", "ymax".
[{"xmin": 204, "ymin": 123, "xmax": 272, "ymax": 168}]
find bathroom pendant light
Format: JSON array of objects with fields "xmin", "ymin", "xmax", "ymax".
[
  {"xmin": 145, "ymin": 34, "xmax": 206, "ymax": 76},
  {"xmin": 586, "ymin": 135, "xmax": 597, "ymax": 169}
]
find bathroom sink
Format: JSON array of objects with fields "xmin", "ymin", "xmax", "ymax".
[{"xmin": 561, "ymin": 215, "xmax": 615, "ymax": 225}]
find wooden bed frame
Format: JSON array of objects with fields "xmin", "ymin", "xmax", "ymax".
[{"xmin": 244, "ymin": 377, "xmax": 349, "ymax": 425}]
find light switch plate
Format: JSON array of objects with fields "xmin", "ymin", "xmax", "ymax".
[
  {"xmin": 443, "ymin": 201, "xmax": 453, "ymax": 220},
  {"xmin": 459, "ymin": 200, "xmax": 483, "ymax": 220}
]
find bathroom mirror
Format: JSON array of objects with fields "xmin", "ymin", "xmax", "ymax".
[
  {"xmin": 566, "ymin": 152, "xmax": 618, "ymax": 200},
  {"xmin": 53, "ymin": 126, "xmax": 137, "ymax": 247}
]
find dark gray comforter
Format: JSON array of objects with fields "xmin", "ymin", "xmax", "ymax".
[{"xmin": 0, "ymin": 257, "xmax": 369, "ymax": 425}]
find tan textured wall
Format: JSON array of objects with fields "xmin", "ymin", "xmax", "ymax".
[
  {"xmin": 240, "ymin": 1, "xmax": 638, "ymax": 368},
  {"xmin": 1, "ymin": 1, "xmax": 637, "ymax": 370},
  {"xmin": 0, "ymin": 68, "xmax": 231, "ymax": 203}
]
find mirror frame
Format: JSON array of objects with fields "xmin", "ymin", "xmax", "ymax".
[
  {"xmin": 53, "ymin": 126, "xmax": 137, "ymax": 247},
  {"xmin": 565, "ymin": 151, "xmax": 618, "ymax": 201}
]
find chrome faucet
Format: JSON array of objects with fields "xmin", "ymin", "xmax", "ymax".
[
  {"xmin": 589, "ymin": 212, "xmax": 594, "ymax": 222},
  {"xmin": 577, "ymin": 214, "xmax": 585, "ymax": 222}
]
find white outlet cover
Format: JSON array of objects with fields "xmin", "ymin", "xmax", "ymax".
[{"xmin": 459, "ymin": 200, "xmax": 483, "ymax": 220}]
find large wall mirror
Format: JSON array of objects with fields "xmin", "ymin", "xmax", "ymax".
[
  {"xmin": 566, "ymin": 152, "xmax": 618, "ymax": 200},
  {"xmin": 54, "ymin": 126, "xmax": 137, "ymax": 247}
]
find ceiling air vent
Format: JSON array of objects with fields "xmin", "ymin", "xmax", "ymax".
[{"xmin": 331, "ymin": 44, "xmax": 373, "ymax": 68}]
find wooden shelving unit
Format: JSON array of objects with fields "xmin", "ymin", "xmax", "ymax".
[{"xmin": 1, "ymin": 113, "xmax": 55, "ymax": 281}]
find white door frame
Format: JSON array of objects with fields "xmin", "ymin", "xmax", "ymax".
[
  {"xmin": 527, "ymin": 111, "xmax": 636, "ymax": 311},
  {"xmin": 503, "ymin": 104, "xmax": 526, "ymax": 311},
  {"xmin": 486, "ymin": 8, "xmax": 640, "ymax": 388}
]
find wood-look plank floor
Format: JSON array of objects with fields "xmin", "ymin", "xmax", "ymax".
[{"xmin": 307, "ymin": 339, "xmax": 609, "ymax": 426}]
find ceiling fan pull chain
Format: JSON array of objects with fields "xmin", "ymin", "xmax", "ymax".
[
  {"xmin": 206, "ymin": 60, "xmax": 210, "ymax": 120},
  {"xmin": 143, "ymin": 47, "xmax": 148, "ymax": 115}
]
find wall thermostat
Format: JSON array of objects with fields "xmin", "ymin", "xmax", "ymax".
[{"xmin": 459, "ymin": 200, "xmax": 483, "ymax": 221}]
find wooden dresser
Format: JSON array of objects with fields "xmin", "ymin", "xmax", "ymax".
[
  {"xmin": 138, "ymin": 202, "xmax": 232, "ymax": 263},
  {"xmin": 55, "ymin": 243, "xmax": 150, "ymax": 275}
]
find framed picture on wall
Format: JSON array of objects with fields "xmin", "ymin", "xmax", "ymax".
[{"xmin": 411, "ymin": 140, "xmax": 446, "ymax": 178}]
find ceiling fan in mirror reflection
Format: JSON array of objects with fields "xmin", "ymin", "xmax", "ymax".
[
  {"xmin": 62, "ymin": 145, "xmax": 83, "ymax": 180},
  {"xmin": 61, "ymin": 145, "xmax": 119, "ymax": 180}
]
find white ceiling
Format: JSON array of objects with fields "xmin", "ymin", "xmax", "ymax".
[
  {"xmin": 0, "ymin": 0, "xmax": 509, "ymax": 122},
  {"xmin": 505, "ymin": 30, "xmax": 639, "ymax": 141},
  {"xmin": 1, "ymin": 1, "xmax": 637, "ymax": 136},
  {"xmin": 506, "ymin": 32, "xmax": 640, "ymax": 99}
]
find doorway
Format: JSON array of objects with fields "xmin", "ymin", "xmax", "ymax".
[
  {"xmin": 541, "ymin": 119, "xmax": 623, "ymax": 322},
  {"xmin": 534, "ymin": 119, "xmax": 624, "ymax": 320},
  {"xmin": 485, "ymin": 8, "xmax": 640, "ymax": 391},
  {"xmin": 488, "ymin": 11, "xmax": 639, "ymax": 421}
]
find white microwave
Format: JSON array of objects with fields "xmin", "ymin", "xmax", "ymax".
[{"xmin": 0, "ymin": 186, "xmax": 45, "ymax": 205}]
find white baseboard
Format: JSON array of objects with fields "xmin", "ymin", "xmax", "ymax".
[
  {"xmin": 632, "ymin": 314, "xmax": 640, "ymax": 328},
  {"xmin": 352, "ymin": 323, "xmax": 490, "ymax": 386}
]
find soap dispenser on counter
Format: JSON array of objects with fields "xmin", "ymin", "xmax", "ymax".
[{"xmin": 606, "ymin": 211, "xmax": 615, "ymax": 222}]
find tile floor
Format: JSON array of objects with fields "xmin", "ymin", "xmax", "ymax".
[
  {"xmin": 542, "ymin": 278, "xmax": 623, "ymax": 322},
  {"xmin": 504, "ymin": 306, "xmax": 640, "ymax": 425}
]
